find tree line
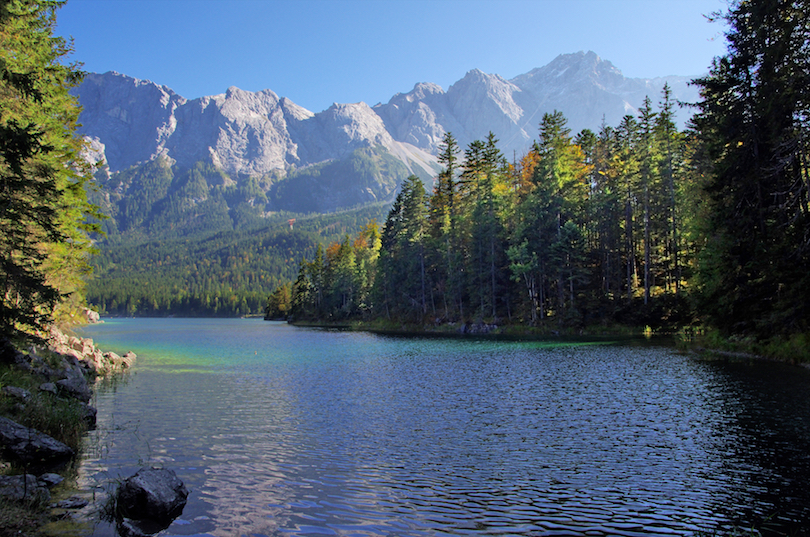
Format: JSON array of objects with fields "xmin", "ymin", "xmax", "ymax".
[
  {"xmin": 272, "ymin": 94, "xmax": 693, "ymax": 330},
  {"xmin": 86, "ymin": 203, "xmax": 392, "ymax": 317},
  {"xmin": 273, "ymin": 0, "xmax": 810, "ymax": 345}
]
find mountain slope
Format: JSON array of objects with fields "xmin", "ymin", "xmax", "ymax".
[
  {"xmin": 73, "ymin": 51, "xmax": 701, "ymax": 238},
  {"xmin": 373, "ymin": 51, "xmax": 699, "ymax": 156}
]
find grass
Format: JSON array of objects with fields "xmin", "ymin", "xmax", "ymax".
[
  {"xmin": 680, "ymin": 327, "xmax": 810, "ymax": 364},
  {"xmin": 0, "ymin": 365, "xmax": 89, "ymax": 454},
  {"xmin": 0, "ymin": 497, "xmax": 50, "ymax": 537},
  {"xmin": 0, "ymin": 351, "xmax": 95, "ymax": 536}
]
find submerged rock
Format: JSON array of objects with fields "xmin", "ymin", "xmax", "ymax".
[
  {"xmin": 55, "ymin": 495, "xmax": 89, "ymax": 509},
  {"xmin": 116, "ymin": 467, "xmax": 188, "ymax": 528}
]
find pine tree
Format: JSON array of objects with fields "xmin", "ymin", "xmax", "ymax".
[
  {"xmin": 692, "ymin": 0, "xmax": 810, "ymax": 337},
  {"xmin": 0, "ymin": 0, "xmax": 100, "ymax": 343}
]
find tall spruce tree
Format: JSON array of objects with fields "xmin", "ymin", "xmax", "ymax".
[
  {"xmin": 692, "ymin": 0, "xmax": 810, "ymax": 337},
  {"xmin": 0, "ymin": 0, "xmax": 99, "ymax": 343}
]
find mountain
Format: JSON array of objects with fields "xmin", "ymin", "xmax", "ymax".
[
  {"xmin": 374, "ymin": 51, "xmax": 699, "ymax": 156},
  {"xmin": 72, "ymin": 51, "xmax": 700, "ymax": 236}
]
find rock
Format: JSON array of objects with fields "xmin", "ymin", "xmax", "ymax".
[
  {"xmin": 84, "ymin": 308, "xmax": 101, "ymax": 324},
  {"xmin": 55, "ymin": 496, "xmax": 89, "ymax": 509},
  {"xmin": 117, "ymin": 516, "xmax": 172, "ymax": 537},
  {"xmin": 116, "ymin": 467, "xmax": 188, "ymax": 524},
  {"xmin": 121, "ymin": 351, "xmax": 137, "ymax": 368},
  {"xmin": 1, "ymin": 386, "xmax": 32, "ymax": 401},
  {"xmin": 0, "ymin": 416, "xmax": 74, "ymax": 468},
  {"xmin": 0, "ymin": 474, "xmax": 51, "ymax": 503},
  {"xmin": 80, "ymin": 402, "xmax": 98, "ymax": 429},
  {"xmin": 56, "ymin": 370, "xmax": 92, "ymax": 403},
  {"xmin": 39, "ymin": 382, "xmax": 58, "ymax": 394},
  {"xmin": 37, "ymin": 473, "xmax": 64, "ymax": 488}
]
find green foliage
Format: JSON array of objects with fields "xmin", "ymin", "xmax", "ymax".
[
  {"xmin": 282, "ymin": 101, "xmax": 696, "ymax": 332},
  {"xmin": 87, "ymin": 204, "xmax": 390, "ymax": 317},
  {"xmin": 691, "ymin": 0, "xmax": 810, "ymax": 339},
  {"xmin": 0, "ymin": 0, "xmax": 100, "ymax": 342},
  {"xmin": 264, "ymin": 282, "xmax": 292, "ymax": 320}
]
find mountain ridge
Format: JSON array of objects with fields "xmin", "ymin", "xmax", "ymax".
[{"xmin": 73, "ymin": 51, "xmax": 700, "ymax": 235}]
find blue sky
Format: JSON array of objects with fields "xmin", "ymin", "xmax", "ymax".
[{"xmin": 56, "ymin": 0, "xmax": 729, "ymax": 113}]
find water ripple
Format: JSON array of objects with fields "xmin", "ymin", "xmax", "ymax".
[{"xmin": 77, "ymin": 319, "xmax": 810, "ymax": 536}]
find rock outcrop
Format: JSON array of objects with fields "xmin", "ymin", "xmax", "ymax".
[
  {"xmin": 0, "ymin": 474, "xmax": 51, "ymax": 504},
  {"xmin": 0, "ymin": 417, "xmax": 74, "ymax": 468},
  {"xmin": 374, "ymin": 51, "xmax": 700, "ymax": 158},
  {"xmin": 69, "ymin": 52, "xmax": 699, "ymax": 228},
  {"xmin": 116, "ymin": 467, "xmax": 188, "ymax": 536},
  {"xmin": 46, "ymin": 326, "xmax": 136, "ymax": 376},
  {"xmin": 72, "ymin": 72, "xmax": 436, "ymax": 180}
]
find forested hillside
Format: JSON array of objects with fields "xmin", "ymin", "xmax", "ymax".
[
  {"xmin": 87, "ymin": 204, "xmax": 391, "ymax": 317},
  {"xmin": 275, "ymin": 94, "xmax": 694, "ymax": 331}
]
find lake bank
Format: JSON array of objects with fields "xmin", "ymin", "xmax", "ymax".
[
  {"xmin": 287, "ymin": 318, "xmax": 810, "ymax": 365},
  {"xmin": 0, "ymin": 326, "xmax": 136, "ymax": 536}
]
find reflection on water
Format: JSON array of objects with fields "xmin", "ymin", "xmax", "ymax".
[{"xmin": 78, "ymin": 319, "xmax": 810, "ymax": 536}]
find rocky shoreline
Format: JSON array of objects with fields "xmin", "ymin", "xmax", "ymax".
[{"xmin": 0, "ymin": 324, "xmax": 136, "ymax": 514}]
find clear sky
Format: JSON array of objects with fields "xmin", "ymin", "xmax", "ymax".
[{"xmin": 55, "ymin": 0, "xmax": 729, "ymax": 113}]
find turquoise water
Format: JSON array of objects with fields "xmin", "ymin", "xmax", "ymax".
[{"xmin": 77, "ymin": 318, "xmax": 810, "ymax": 536}]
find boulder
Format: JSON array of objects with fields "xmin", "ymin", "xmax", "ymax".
[
  {"xmin": 0, "ymin": 474, "xmax": 50, "ymax": 503},
  {"xmin": 80, "ymin": 402, "xmax": 98, "ymax": 429},
  {"xmin": 84, "ymin": 308, "xmax": 101, "ymax": 324},
  {"xmin": 37, "ymin": 473, "xmax": 64, "ymax": 488},
  {"xmin": 121, "ymin": 351, "xmax": 137, "ymax": 368},
  {"xmin": 39, "ymin": 382, "xmax": 58, "ymax": 395},
  {"xmin": 56, "ymin": 369, "xmax": 92, "ymax": 403},
  {"xmin": 0, "ymin": 416, "xmax": 74, "ymax": 467},
  {"xmin": 116, "ymin": 467, "xmax": 188, "ymax": 524},
  {"xmin": 1, "ymin": 386, "xmax": 32, "ymax": 401},
  {"xmin": 55, "ymin": 496, "xmax": 89, "ymax": 509}
]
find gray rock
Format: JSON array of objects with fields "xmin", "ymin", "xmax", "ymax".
[
  {"xmin": 1, "ymin": 386, "xmax": 32, "ymax": 401},
  {"xmin": 0, "ymin": 416, "xmax": 74, "ymax": 467},
  {"xmin": 116, "ymin": 467, "xmax": 188, "ymax": 524},
  {"xmin": 39, "ymin": 382, "xmax": 58, "ymax": 394},
  {"xmin": 55, "ymin": 496, "xmax": 89, "ymax": 509},
  {"xmin": 0, "ymin": 474, "xmax": 50, "ymax": 503},
  {"xmin": 37, "ymin": 473, "xmax": 64, "ymax": 488},
  {"xmin": 80, "ymin": 402, "xmax": 98, "ymax": 428},
  {"xmin": 56, "ymin": 371, "xmax": 92, "ymax": 403}
]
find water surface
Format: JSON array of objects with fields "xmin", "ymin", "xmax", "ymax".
[{"xmin": 78, "ymin": 318, "xmax": 810, "ymax": 536}]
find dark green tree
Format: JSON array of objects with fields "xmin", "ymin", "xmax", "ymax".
[
  {"xmin": 0, "ymin": 0, "xmax": 99, "ymax": 343},
  {"xmin": 377, "ymin": 175, "xmax": 428, "ymax": 320},
  {"xmin": 692, "ymin": 0, "xmax": 810, "ymax": 337}
]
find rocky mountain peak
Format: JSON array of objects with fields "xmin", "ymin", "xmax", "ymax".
[{"xmin": 73, "ymin": 52, "xmax": 701, "ymax": 219}]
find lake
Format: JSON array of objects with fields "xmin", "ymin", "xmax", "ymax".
[{"xmin": 76, "ymin": 318, "xmax": 810, "ymax": 536}]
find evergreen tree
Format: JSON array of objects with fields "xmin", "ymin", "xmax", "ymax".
[
  {"xmin": 377, "ymin": 175, "xmax": 428, "ymax": 320},
  {"xmin": 692, "ymin": 0, "xmax": 810, "ymax": 337},
  {"xmin": 0, "ymin": 0, "xmax": 99, "ymax": 342}
]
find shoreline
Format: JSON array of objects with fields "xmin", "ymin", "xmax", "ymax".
[{"xmin": 0, "ymin": 324, "xmax": 137, "ymax": 535}]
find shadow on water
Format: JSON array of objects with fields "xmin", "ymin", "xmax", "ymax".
[{"xmin": 697, "ymin": 358, "xmax": 810, "ymax": 535}]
